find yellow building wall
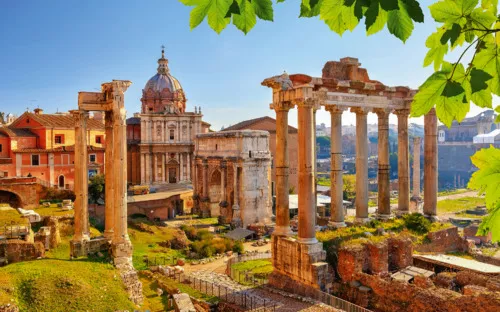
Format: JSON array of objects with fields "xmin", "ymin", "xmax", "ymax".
[{"xmin": 45, "ymin": 129, "xmax": 105, "ymax": 149}]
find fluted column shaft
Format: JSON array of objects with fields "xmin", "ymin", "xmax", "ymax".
[
  {"xmin": 352, "ymin": 107, "xmax": 369, "ymax": 221},
  {"xmin": 424, "ymin": 108, "xmax": 438, "ymax": 216},
  {"xmin": 326, "ymin": 106, "xmax": 345, "ymax": 226},
  {"xmin": 272, "ymin": 101, "xmax": 294, "ymax": 236},
  {"xmin": 202, "ymin": 159, "xmax": 208, "ymax": 199},
  {"xmin": 375, "ymin": 109, "xmax": 391, "ymax": 217},
  {"xmin": 297, "ymin": 99, "xmax": 317, "ymax": 244},
  {"xmin": 396, "ymin": 109, "xmax": 410, "ymax": 213},
  {"xmin": 413, "ymin": 137, "xmax": 422, "ymax": 197},
  {"xmin": 140, "ymin": 153, "xmax": 145, "ymax": 184},
  {"xmin": 104, "ymin": 111, "xmax": 115, "ymax": 239},
  {"xmin": 72, "ymin": 110, "xmax": 90, "ymax": 241}
]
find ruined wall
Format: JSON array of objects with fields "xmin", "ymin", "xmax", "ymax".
[
  {"xmin": 1, "ymin": 240, "xmax": 44, "ymax": 264},
  {"xmin": 415, "ymin": 227, "xmax": 468, "ymax": 253},
  {"xmin": 350, "ymin": 272, "xmax": 500, "ymax": 312}
]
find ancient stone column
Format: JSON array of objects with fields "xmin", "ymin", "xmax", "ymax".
[
  {"xmin": 104, "ymin": 111, "xmax": 115, "ymax": 240},
  {"xmin": 271, "ymin": 101, "xmax": 294, "ymax": 236},
  {"xmin": 140, "ymin": 153, "xmax": 145, "ymax": 184},
  {"xmin": 180, "ymin": 153, "xmax": 184, "ymax": 182},
  {"xmin": 72, "ymin": 110, "xmax": 90, "ymax": 242},
  {"xmin": 326, "ymin": 105, "xmax": 345, "ymax": 227},
  {"xmin": 233, "ymin": 163, "xmax": 239, "ymax": 207},
  {"xmin": 187, "ymin": 153, "xmax": 191, "ymax": 181},
  {"xmin": 221, "ymin": 161, "xmax": 227, "ymax": 203},
  {"xmin": 145, "ymin": 154, "xmax": 151, "ymax": 184},
  {"xmin": 352, "ymin": 107, "xmax": 370, "ymax": 223},
  {"xmin": 375, "ymin": 108, "xmax": 391, "ymax": 219},
  {"xmin": 297, "ymin": 99, "xmax": 317, "ymax": 244},
  {"xmin": 202, "ymin": 159, "xmax": 208, "ymax": 199},
  {"xmin": 424, "ymin": 108, "xmax": 438, "ymax": 218},
  {"xmin": 413, "ymin": 137, "xmax": 421, "ymax": 197},
  {"xmin": 153, "ymin": 153, "xmax": 158, "ymax": 183},
  {"xmin": 395, "ymin": 109, "xmax": 410, "ymax": 214},
  {"xmin": 162, "ymin": 154, "xmax": 166, "ymax": 183}
]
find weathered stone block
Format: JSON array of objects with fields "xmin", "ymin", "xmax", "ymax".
[
  {"xmin": 388, "ymin": 236, "xmax": 413, "ymax": 270},
  {"xmin": 2, "ymin": 240, "xmax": 44, "ymax": 264}
]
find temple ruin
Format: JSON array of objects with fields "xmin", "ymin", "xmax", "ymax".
[{"xmin": 263, "ymin": 57, "xmax": 439, "ymax": 293}]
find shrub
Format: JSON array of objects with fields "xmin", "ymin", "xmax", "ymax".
[
  {"xmin": 42, "ymin": 187, "xmax": 76, "ymax": 202},
  {"xmin": 180, "ymin": 225, "xmax": 198, "ymax": 240},
  {"xmin": 403, "ymin": 213, "xmax": 431, "ymax": 235},
  {"xmin": 196, "ymin": 229, "xmax": 213, "ymax": 241},
  {"xmin": 232, "ymin": 241, "xmax": 244, "ymax": 254},
  {"xmin": 129, "ymin": 213, "xmax": 148, "ymax": 219}
]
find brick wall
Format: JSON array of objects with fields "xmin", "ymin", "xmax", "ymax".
[{"xmin": 415, "ymin": 227, "xmax": 468, "ymax": 253}]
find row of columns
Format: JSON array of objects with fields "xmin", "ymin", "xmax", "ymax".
[
  {"xmin": 72, "ymin": 107, "xmax": 130, "ymax": 246},
  {"xmin": 272, "ymin": 98, "xmax": 438, "ymax": 240},
  {"xmin": 140, "ymin": 152, "xmax": 192, "ymax": 184}
]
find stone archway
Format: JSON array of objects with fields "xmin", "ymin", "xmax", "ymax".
[
  {"xmin": 0, "ymin": 190, "xmax": 21, "ymax": 208},
  {"xmin": 209, "ymin": 169, "xmax": 221, "ymax": 216}
]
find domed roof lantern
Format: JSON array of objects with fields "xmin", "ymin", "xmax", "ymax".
[{"xmin": 157, "ymin": 46, "xmax": 170, "ymax": 75}]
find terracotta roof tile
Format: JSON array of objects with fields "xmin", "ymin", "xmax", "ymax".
[
  {"xmin": 19, "ymin": 112, "xmax": 104, "ymax": 129},
  {"xmin": 0, "ymin": 126, "xmax": 37, "ymax": 137}
]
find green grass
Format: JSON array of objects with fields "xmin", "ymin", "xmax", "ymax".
[
  {"xmin": 368, "ymin": 200, "xmax": 377, "ymax": 207},
  {"xmin": 182, "ymin": 217, "xmax": 219, "ymax": 226},
  {"xmin": 34, "ymin": 205, "xmax": 74, "ymax": 217},
  {"xmin": 0, "ymin": 208, "xmax": 28, "ymax": 226},
  {"xmin": 438, "ymin": 188, "xmax": 470, "ymax": 197},
  {"xmin": 437, "ymin": 196, "xmax": 485, "ymax": 215},
  {"xmin": 231, "ymin": 259, "xmax": 273, "ymax": 285},
  {"xmin": 151, "ymin": 273, "xmax": 218, "ymax": 304},
  {"xmin": 317, "ymin": 177, "xmax": 331, "ymax": 187},
  {"xmin": 138, "ymin": 272, "xmax": 170, "ymax": 312},
  {"xmin": 128, "ymin": 221, "xmax": 185, "ymax": 270}
]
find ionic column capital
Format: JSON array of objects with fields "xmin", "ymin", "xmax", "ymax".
[
  {"xmin": 350, "ymin": 107, "xmax": 371, "ymax": 115},
  {"xmin": 373, "ymin": 108, "xmax": 392, "ymax": 118},
  {"xmin": 394, "ymin": 108, "xmax": 410, "ymax": 117},
  {"xmin": 325, "ymin": 105, "xmax": 346, "ymax": 115},
  {"xmin": 270, "ymin": 101, "xmax": 294, "ymax": 112}
]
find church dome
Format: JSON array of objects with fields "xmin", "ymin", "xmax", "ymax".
[{"xmin": 144, "ymin": 49, "xmax": 183, "ymax": 93}]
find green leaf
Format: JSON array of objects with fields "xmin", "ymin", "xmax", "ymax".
[
  {"xmin": 300, "ymin": 0, "xmax": 322, "ymax": 17},
  {"xmin": 321, "ymin": 0, "xmax": 348, "ymax": 35},
  {"xmin": 474, "ymin": 42, "xmax": 500, "ymax": 96},
  {"xmin": 225, "ymin": 0, "xmax": 241, "ymax": 18},
  {"xmin": 470, "ymin": 68, "xmax": 493, "ymax": 93},
  {"xmin": 401, "ymin": 0, "xmax": 424, "ymax": 22},
  {"xmin": 387, "ymin": 0, "xmax": 414, "ymax": 42},
  {"xmin": 440, "ymin": 23, "xmax": 462, "ymax": 46},
  {"xmin": 233, "ymin": 0, "xmax": 257, "ymax": 34},
  {"xmin": 429, "ymin": 0, "xmax": 461, "ymax": 24},
  {"xmin": 424, "ymin": 29, "xmax": 449, "ymax": 70},
  {"xmin": 457, "ymin": 0, "xmax": 479, "ymax": 15},
  {"xmin": 251, "ymin": 0, "xmax": 274, "ymax": 21},
  {"xmin": 481, "ymin": 0, "xmax": 498, "ymax": 15},
  {"xmin": 471, "ymin": 89, "xmax": 493, "ymax": 107},
  {"xmin": 468, "ymin": 146, "xmax": 500, "ymax": 210},
  {"xmin": 380, "ymin": 0, "xmax": 399, "ymax": 11},
  {"xmin": 343, "ymin": 1, "xmax": 361, "ymax": 31},
  {"xmin": 477, "ymin": 205, "xmax": 500, "ymax": 242},
  {"xmin": 441, "ymin": 80, "xmax": 465, "ymax": 97},
  {"xmin": 189, "ymin": 0, "xmax": 212, "ymax": 30},
  {"xmin": 207, "ymin": 0, "xmax": 232, "ymax": 33},
  {"xmin": 411, "ymin": 71, "xmax": 449, "ymax": 117}
]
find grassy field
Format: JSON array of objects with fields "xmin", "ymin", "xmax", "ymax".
[
  {"xmin": 438, "ymin": 188, "xmax": 471, "ymax": 197},
  {"xmin": 34, "ymin": 205, "xmax": 74, "ymax": 217},
  {"xmin": 231, "ymin": 259, "xmax": 273, "ymax": 285},
  {"xmin": 0, "ymin": 207, "xmax": 28, "ymax": 225},
  {"xmin": 128, "ymin": 221, "xmax": 185, "ymax": 270},
  {"xmin": 437, "ymin": 196, "xmax": 485, "ymax": 215}
]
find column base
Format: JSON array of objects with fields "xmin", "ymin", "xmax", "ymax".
[
  {"xmin": 328, "ymin": 221, "xmax": 346, "ymax": 228},
  {"xmin": 355, "ymin": 217, "xmax": 371, "ymax": 224},
  {"xmin": 297, "ymin": 237, "xmax": 318, "ymax": 245},
  {"xmin": 424, "ymin": 215, "xmax": 440, "ymax": 222},
  {"xmin": 395, "ymin": 210, "xmax": 410, "ymax": 217},
  {"xmin": 111, "ymin": 239, "xmax": 134, "ymax": 266},
  {"xmin": 376, "ymin": 214, "xmax": 392, "ymax": 220},
  {"xmin": 273, "ymin": 225, "xmax": 294, "ymax": 236},
  {"xmin": 103, "ymin": 230, "xmax": 114, "ymax": 240}
]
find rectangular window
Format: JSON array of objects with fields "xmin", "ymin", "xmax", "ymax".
[
  {"xmin": 62, "ymin": 154, "xmax": 70, "ymax": 165},
  {"xmin": 0, "ymin": 144, "xmax": 2, "ymax": 152},
  {"xmin": 95, "ymin": 135, "xmax": 103, "ymax": 144},
  {"xmin": 54, "ymin": 135, "xmax": 64, "ymax": 144},
  {"xmin": 169, "ymin": 130, "xmax": 175, "ymax": 140},
  {"xmin": 31, "ymin": 154, "xmax": 40, "ymax": 166},
  {"xmin": 89, "ymin": 154, "xmax": 96, "ymax": 163}
]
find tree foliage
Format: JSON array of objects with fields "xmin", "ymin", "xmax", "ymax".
[
  {"xmin": 88, "ymin": 174, "xmax": 105, "ymax": 204},
  {"xmin": 178, "ymin": 0, "xmax": 500, "ymax": 238}
]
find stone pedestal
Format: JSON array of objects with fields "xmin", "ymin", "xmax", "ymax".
[{"xmin": 269, "ymin": 235, "xmax": 333, "ymax": 293}]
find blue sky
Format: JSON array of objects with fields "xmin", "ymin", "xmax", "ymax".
[{"xmin": 0, "ymin": 1, "xmax": 491, "ymax": 130}]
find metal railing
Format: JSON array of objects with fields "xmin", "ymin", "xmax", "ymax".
[{"xmin": 159, "ymin": 270, "xmax": 277, "ymax": 312}]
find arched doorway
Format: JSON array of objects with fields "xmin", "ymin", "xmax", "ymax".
[
  {"xmin": 0, "ymin": 190, "xmax": 21, "ymax": 208},
  {"xmin": 58, "ymin": 175, "xmax": 65, "ymax": 189},
  {"xmin": 209, "ymin": 169, "xmax": 222, "ymax": 216}
]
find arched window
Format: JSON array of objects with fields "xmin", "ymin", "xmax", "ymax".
[{"xmin": 58, "ymin": 175, "xmax": 65, "ymax": 189}]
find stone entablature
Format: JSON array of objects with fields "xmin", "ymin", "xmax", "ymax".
[{"xmin": 194, "ymin": 130, "xmax": 273, "ymax": 227}]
